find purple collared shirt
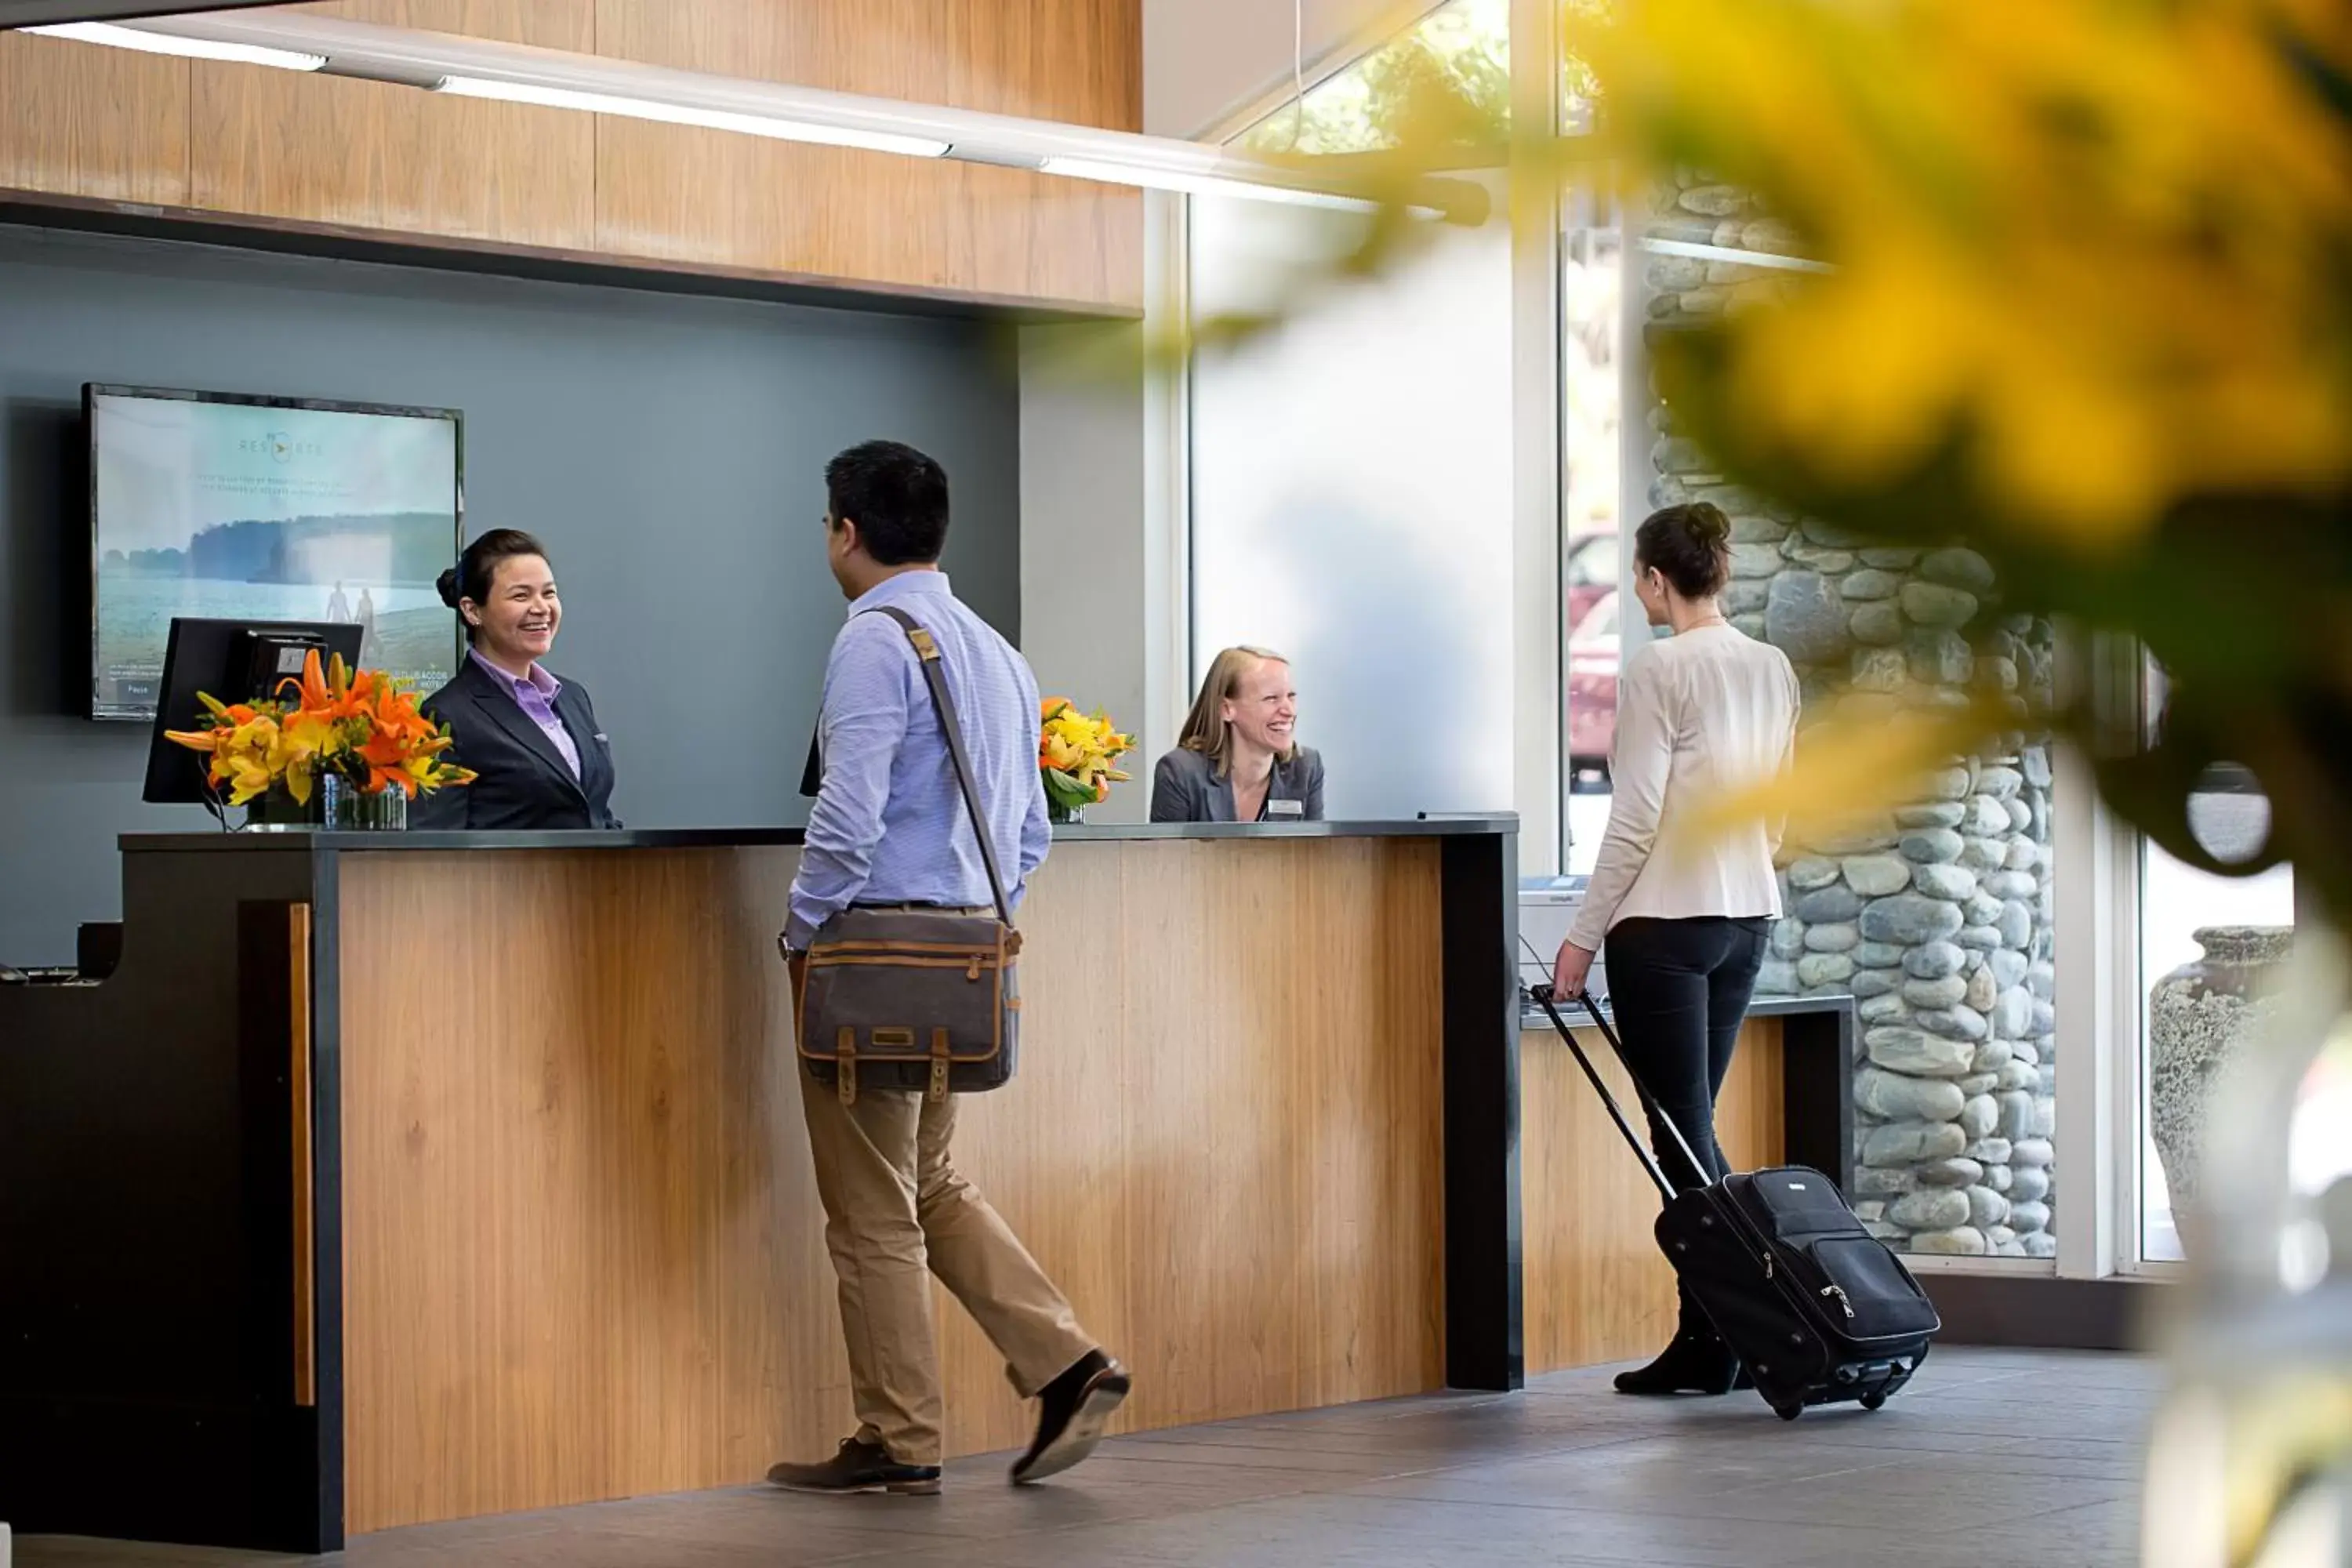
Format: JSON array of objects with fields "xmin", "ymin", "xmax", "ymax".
[{"xmin": 470, "ymin": 648, "xmax": 580, "ymax": 780}]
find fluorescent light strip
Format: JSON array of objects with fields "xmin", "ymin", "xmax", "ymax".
[
  {"xmin": 435, "ymin": 76, "xmax": 950, "ymax": 159},
  {"xmin": 1040, "ymin": 156, "xmax": 1376, "ymax": 213},
  {"xmin": 1639, "ymin": 237, "xmax": 1831, "ymax": 275},
  {"xmin": 23, "ymin": 21, "xmax": 325, "ymax": 72}
]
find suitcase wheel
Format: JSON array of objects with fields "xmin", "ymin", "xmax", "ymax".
[
  {"xmin": 1774, "ymin": 1403, "xmax": 1802, "ymax": 1422},
  {"xmin": 1860, "ymin": 1392, "xmax": 1887, "ymax": 1412}
]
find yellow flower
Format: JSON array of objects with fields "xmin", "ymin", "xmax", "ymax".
[
  {"xmin": 1567, "ymin": 0, "xmax": 2352, "ymax": 546},
  {"xmin": 1037, "ymin": 699, "xmax": 1137, "ymax": 810},
  {"xmin": 221, "ymin": 750, "xmax": 276, "ymax": 807}
]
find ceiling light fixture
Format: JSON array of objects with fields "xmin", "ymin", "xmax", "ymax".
[
  {"xmin": 23, "ymin": 10, "xmax": 1475, "ymax": 219},
  {"xmin": 1638, "ymin": 237, "xmax": 1830, "ymax": 276},
  {"xmin": 1038, "ymin": 157, "xmax": 1379, "ymax": 213},
  {"xmin": 21, "ymin": 20, "xmax": 324, "ymax": 71},
  {"xmin": 434, "ymin": 77, "xmax": 951, "ymax": 158}
]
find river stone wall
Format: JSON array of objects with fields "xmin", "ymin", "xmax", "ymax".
[{"xmin": 1643, "ymin": 202, "xmax": 2060, "ymax": 1255}]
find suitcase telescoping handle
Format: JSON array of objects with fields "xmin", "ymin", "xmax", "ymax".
[
  {"xmin": 1525, "ymin": 977, "xmax": 1719, "ymax": 1206},
  {"xmin": 1518, "ymin": 938, "xmax": 1718, "ymax": 1192},
  {"xmin": 1526, "ymin": 982, "xmax": 1679, "ymax": 1202}
]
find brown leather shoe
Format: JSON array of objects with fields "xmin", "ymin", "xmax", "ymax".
[{"xmin": 768, "ymin": 1437, "xmax": 942, "ymax": 1496}]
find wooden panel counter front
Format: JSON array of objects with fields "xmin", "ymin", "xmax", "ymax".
[
  {"xmin": 336, "ymin": 836, "xmax": 1447, "ymax": 1532},
  {"xmin": 0, "ymin": 821, "xmax": 1522, "ymax": 1552}
]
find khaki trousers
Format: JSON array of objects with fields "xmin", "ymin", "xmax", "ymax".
[{"xmin": 797, "ymin": 1069, "xmax": 1095, "ymax": 1465}]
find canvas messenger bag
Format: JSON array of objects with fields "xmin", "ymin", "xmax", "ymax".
[{"xmin": 785, "ymin": 605, "xmax": 1021, "ymax": 1105}]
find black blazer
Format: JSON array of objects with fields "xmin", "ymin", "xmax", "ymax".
[
  {"xmin": 1149, "ymin": 745, "xmax": 1325, "ymax": 823},
  {"xmin": 415, "ymin": 657, "xmax": 621, "ymax": 831}
]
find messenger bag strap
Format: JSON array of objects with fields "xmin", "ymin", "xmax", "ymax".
[{"xmin": 867, "ymin": 606, "xmax": 1015, "ymax": 928}]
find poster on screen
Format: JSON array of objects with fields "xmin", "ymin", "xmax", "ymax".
[{"xmin": 85, "ymin": 387, "xmax": 463, "ymax": 721}]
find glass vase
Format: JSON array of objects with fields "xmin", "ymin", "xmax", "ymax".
[
  {"xmin": 1047, "ymin": 800, "xmax": 1087, "ymax": 826},
  {"xmin": 321, "ymin": 774, "xmax": 408, "ymax": 831},
  {"xmin": 241, "ymin": 782, "xmax": 322, "ymax": 832}
]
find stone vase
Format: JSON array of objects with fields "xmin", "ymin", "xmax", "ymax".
[{"xmin": 2149, "ymin": 925, "xmax": 2293, "ymax": 1256}]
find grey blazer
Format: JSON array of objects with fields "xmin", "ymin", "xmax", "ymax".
[{"xmin": 1149, "ymin": 745, "xmax": 1326, "ymax": 823}]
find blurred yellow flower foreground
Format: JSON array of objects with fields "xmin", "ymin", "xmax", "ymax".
[{"xmin": 1570, "ymin": 0, "xmax": 2352, "ymax": 547}]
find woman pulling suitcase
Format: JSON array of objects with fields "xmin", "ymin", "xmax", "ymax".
[{"xmin": 1551, "ymin": 500, "xmax": 1802, "ymax": 1396}]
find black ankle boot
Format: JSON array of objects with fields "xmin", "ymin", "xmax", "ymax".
[{"xmin": 1613, "ymin": 1329, "xmax": 1740, "ymax": 1396}]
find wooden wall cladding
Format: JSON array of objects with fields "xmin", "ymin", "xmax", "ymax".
[
  {"xmin": 0, "ymin": 30, "xmax": 190, "ymax": 204},
  {"xmin": 335, "ymin": 837, "xmax": 1443, "ymax": 1530},
  {"xmin": 592, "ymin": 0, "xmax": 1144, "ymax": 307},
  {"xmin": 189, "ymin": 2, "xmax": 598, "ymax": 250},
  {"xmin": 0, "ymin": 0, "xmax": 1143, "ymax": 312},
  {"xmin": 1518, "ymin": 1019, "xmax": 1787, "ymax": 1374}
]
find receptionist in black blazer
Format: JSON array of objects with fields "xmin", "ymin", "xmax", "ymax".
[
  {"xmin": 413, "ymin": 528, "xmax": 621, "ymax": 831},
  {"xmin": 1150, "ymin": 644, "xmax": 1325, "ymax": 823}
]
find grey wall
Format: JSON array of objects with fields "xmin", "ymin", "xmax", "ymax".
[
  {"xmin": 0, "ymin": 225, "xmax": 1020, "ymax": 964},
  {"xmin": 1017, "ymin": 321, "xmax": 1150, "ymax": 821}
]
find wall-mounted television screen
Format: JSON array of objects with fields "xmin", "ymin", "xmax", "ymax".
[{"xmin": 85, "ymin": 385, "xmax": 464, "ymax": 721}]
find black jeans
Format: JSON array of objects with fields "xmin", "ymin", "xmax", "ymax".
[{"xmin": 1603, "ymin": 916, "xmax": 1772, "ymax": 1196}]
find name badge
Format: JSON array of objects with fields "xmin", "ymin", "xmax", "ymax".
[{"xmin": 1266, "ymin": 799, "xmax": 1304, "ymax": 818}]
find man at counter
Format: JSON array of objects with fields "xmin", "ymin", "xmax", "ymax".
[{"xmin": 768, "ymin": 439, "xmax": 1130, "ymax": 1497}]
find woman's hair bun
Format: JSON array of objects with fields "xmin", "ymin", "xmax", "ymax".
[
  {"xmin": 435, "ymin": 566, "xmax": 463, "ymax": 609},
  {"xmin": 1635, "ymin": 500, "xmax": 1734, "ymax": 600}
]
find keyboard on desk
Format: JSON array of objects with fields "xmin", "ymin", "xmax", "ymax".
[{"xmin": 0, "ymin": 966, "xmax": 92, "ymax": 985}]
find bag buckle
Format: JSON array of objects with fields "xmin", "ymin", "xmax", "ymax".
[
  {"xmin": 837, "ymin": 1026, "xmax": 857, "ymax": 1106},
  {"xmin": 928, "ymin": 1028, "xmax": 952, "ymax": 1102}
]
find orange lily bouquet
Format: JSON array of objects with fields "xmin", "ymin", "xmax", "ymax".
[
  {"xmin": 1038, "ymin": 698, "xmax": 1134, "ymax": 816},
  {"xmin": 165, "ymin": 649, "xmax": 475, "ymax": 809}
]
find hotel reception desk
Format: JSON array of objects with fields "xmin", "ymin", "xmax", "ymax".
[{"xmin": 0, "ymin": 822, "xmax": 1851, "ymax": 1552}]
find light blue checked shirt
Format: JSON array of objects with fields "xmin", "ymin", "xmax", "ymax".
[{"xmin": 786, "ymin": 571, "xmax": 1051, "ymax": 950}]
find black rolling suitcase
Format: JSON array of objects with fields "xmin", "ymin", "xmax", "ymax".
[{"xmin": 1529, "ymin": 985, "xmax": 1939, "ymax": 1421}]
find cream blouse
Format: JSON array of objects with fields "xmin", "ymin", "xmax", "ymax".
[{"xmin": 1566, "ymin": 623, "xmax": 1801, "ymax": 951}]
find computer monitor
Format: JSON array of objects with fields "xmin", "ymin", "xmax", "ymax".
[{"xmin": 141, "ymin": 617, "xmax": 364, "ymax": 806}]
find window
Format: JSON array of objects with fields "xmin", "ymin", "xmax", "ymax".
[
  {"xmin": 1561, "ymin": 191, "xmax": 1624, "ymax": 851},
  {"xmin": 1189, "ymin": 0, "xmax": 1515, "ymax": 821},
  {"xmin": 1235, "ymin": 0, "xmax": 1509, "ymax": 158}
]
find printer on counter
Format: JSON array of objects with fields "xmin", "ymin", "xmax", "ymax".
[{"xmin": 1519, "ymin": 875, "xmax": 1607, "ymax": 1003}]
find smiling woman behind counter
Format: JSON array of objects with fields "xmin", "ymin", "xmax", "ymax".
[
  {"xmin": 413, "ymin": 528, "xmax": 621, "ymax": 831},
  {"xmin": 1149, "ymin": 645, "xmax": 1325, "ymax": 824}
]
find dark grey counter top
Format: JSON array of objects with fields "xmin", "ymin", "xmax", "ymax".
[{"xmin": 120, "ymin": 816, "xmax": 1519, "ymax": 855}]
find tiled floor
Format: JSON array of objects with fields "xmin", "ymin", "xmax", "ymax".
[{"xmin": 22, "ymin": 1348, "xmax": 2151, "ymax": 1568}]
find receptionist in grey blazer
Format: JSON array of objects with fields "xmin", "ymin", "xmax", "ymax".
[{"xmin": 1149, "ymin": 644, "xmax": 1326, "ymax": 823}]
